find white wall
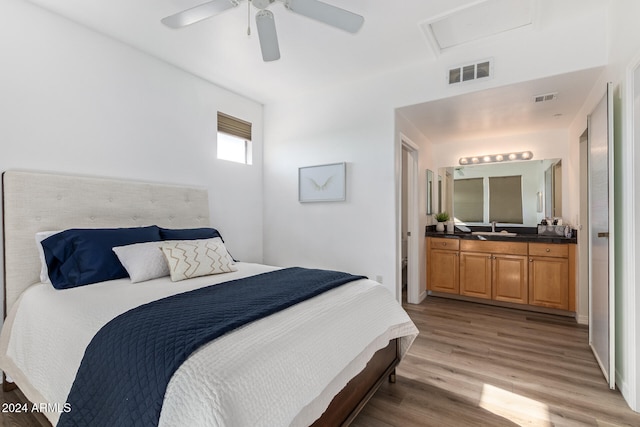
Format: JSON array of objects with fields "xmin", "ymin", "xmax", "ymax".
[
  {"xmin": 607, "ymin": 1, "xmax": 640, "ymax": 413},
  {"xmin": 262, "ymin": 89, "xmax": 398, "ymax": 292},
  {"xmin": 262, "ymin": 1, "xmax": 608, "ymax": 299},
  {"xmin": 0, "ymin": 0, "xmax": 264, "ymax": 314},
  {"xmin": 563, "ymin": 0, "xmax": 640, "ymax": 412},
  {"xmin": 602, "ymin": 0, "xmax": 640, "ymax": 413}
]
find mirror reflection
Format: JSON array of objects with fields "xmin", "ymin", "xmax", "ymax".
[
  {"xmin": 438, "ymin": 158, "xmax": 561, "ymax": 227},
  {"xmin": 426, "ymin": 169, "xmax": 434, "ymax": 215}
]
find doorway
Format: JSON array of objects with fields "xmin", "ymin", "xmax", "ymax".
[{"xmin": 400, "ymin": 137, "xmax": 420, "ymax": 304}]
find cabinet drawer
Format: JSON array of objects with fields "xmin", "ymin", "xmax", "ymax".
[
  {"xmin": 528, "ymin": 243, "xmax": 569, "ymax": 258},
  {"xmin": 460, "ymin": 240, "xmax": 527, "ymax": 256},
  {"xmin": 430, "ymin": 237, "xmax": 460, "ymax": 251}
]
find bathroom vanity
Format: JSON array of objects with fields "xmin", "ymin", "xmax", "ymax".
[{"xmin": 426, "ymin": 230, "xmax": 576, "ymax": 314}]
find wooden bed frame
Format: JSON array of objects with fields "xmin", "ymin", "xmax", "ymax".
[{"xmin": 1, "ymin": 170, "xmax": 399, "ymax": 426}]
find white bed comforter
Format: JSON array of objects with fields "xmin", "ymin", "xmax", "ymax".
[{"xmin": 0, "ymin": 263, "xmax": 418, "ymax": 426}]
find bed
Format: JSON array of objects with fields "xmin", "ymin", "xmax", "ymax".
[{"xmin": 0, "ymin": 170, "xmax": 418, "ymax": 426}]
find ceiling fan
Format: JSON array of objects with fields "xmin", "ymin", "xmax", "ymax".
[{"xmin": 161, "ymin": 0, "xmax": 365, "ymax": 62}]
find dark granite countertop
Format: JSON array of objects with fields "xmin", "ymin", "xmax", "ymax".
[{"xmin": 425, "ymin": 225, "xmax": 577, "ymax": 244}]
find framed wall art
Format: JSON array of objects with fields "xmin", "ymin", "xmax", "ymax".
[{"xmin": 298, "ymin": 162, "xmax": 346, "ymax": 202}]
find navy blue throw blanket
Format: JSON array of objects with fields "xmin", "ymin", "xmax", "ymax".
[{"xmin": 57, "ymin": 267, "xmax": 365, "ymax": 427}]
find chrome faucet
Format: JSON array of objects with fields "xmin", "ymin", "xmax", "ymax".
[{"xmin": 491, "ymin": 221, "xmax": 497, "ymax": 232}]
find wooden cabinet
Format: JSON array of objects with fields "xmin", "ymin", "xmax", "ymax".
[
  {"xmin": 427, "ymin": 238, "xmax": 459, "ymax": 294},
  {"xmin": 459, "ymin": 251, "xmax": 492, "ymax": 299},
  {"xmin": 528, "ymin": 243, "xmax": 570, "ymax": 310},
  {"xmin": 492, "ymin": 254, "xmax": 529, "ymax": 304},
  {"xmin": 459, "ymin": 240, "xmax": 528, "ymax": 303},
  {"xmin": 427, "ymin": 237, "xmax": 575, "ymax": 312}
]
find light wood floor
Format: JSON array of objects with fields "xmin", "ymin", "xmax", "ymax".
[
  {"xmin": 353, "ymin": 296, "xmax": 640, "ymax": 427},
  {"xmin": 3, "ymin": 296, "xmax": 640, "ymax": 426}
]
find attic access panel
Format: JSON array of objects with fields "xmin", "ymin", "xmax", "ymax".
[{"xmin": 421, "ymin": 0, "xmax": 535, "ymax": 53}]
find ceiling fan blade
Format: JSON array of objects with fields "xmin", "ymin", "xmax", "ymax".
[
  {"xmin": 285, "ymin": 0, "xmax": 364, "ymax": 33},
  {"xmin": 161, "ymin": 0, "xmax": 239, "ymax": 29},
  {"xmin": 256, "ymin": 10, "xmax": 281, "ymax": 62}
]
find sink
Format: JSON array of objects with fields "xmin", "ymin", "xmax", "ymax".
[{"xmin": 471, "ymin": 231, "xmax": 518, "ymax": 237}]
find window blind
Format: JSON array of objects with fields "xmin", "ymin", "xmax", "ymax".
[
  {"xmin": 489, "ymin": 175, "xmax": 523, "ymax": 224},
  {"xmin": 217, "ymin": 112, "xmax": 252, "ymax": 141},
  {"xmin": 454, "ymin": 178, "xmax": 483, "ymax": 222}
]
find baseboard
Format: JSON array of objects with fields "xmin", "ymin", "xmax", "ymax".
[
  {"xmin": 417, "ymin": 290, "xmax": 427, "ymax": 303},
  {"xmin": 577, "ymin": 314, "xmax": 589, "ymax": 325},
  {"xmin": 2, "ymin": 372, "xmax": 16, "ymax": 392},
  {"xmin": 428, "ymin": 291, "xmax": 577, "ymax": 318},
  {"xmin": 616, "ymin": 369, "xmax": 640, "ymax": 413}
]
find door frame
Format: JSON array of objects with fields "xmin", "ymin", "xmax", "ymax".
[
  {"xmin": 398, "ymin": 135, "xmax": 420, "ymax": 304},
  {"xmin": 578, "ymin": 129, "xmax": 589, "ymax": 325},
  {"xmin": 587, "ymin": 83, "xmax": 615, "ymax": 389},
  {"xmin": 620, "ymin": 52, "xmax": 640, "ymax": 409}
]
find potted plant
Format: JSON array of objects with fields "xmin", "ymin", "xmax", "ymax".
[{"xmin": 434, "ymin": 212, "xmax": 449, "ymax": 231}]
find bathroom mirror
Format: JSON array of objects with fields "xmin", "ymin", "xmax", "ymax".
[
  {"xmin": 438, "ymin": 158, "xmax": 562, "ymax": 226},
  {"xmin": 426, "ymin": 169, "xmax": 434, "ymax": 215}
]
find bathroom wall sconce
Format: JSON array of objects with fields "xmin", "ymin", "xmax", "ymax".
[
  {"xmin": 459, "ymin": 151, "xmax": 533, "ymax": 165},
  {"xmin": 537, "ymin": 191, "xmax": 543, "ymax": 213}
]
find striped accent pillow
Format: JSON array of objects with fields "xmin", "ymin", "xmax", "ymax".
[{"xmin": 160, "ymin": 237, "xmax": 237, "ymax": 282}]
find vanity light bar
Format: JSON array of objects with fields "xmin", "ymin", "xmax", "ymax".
[{"xmin": 459, "ymin": 151, "xmax": 533, "ymax": 165}]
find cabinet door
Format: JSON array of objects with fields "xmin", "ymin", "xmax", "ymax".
[
  {"xmin": 493, "ymin": 254, "xmax": 528, "ymax": 304},
  {"xmin": 429, "ymin": 249, "xmax": 459, "ymax": 294},
  {"xmin": 460, "ymin": 252, "xmax": 492, "ymax": 299},
  {"xmin": 529, "ymin": 256, "xmax": 569, "ymax": 309}
]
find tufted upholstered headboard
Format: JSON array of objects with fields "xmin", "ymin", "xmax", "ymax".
[{"xmin": 2, "ymin": 170, "xmax": 211, "ymax": 314}]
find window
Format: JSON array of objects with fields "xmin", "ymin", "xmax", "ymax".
[
  {"xmin": 454, "ymin": 178, "xmax": 483, "ymax": 222},
  {"xmin": 217, "ymin": 112, "xmax": 252, "ymax": 165},
  {"xmin": 489, "ymin": 176, "xmax": 523, "ymax": 223},
  {"xmin": 453, "ymin": 175, "xmax": 523, "ymax": 224},
  {"xmin": 217, "ymin": 132, "xmax": 252, "ymax": 165}
]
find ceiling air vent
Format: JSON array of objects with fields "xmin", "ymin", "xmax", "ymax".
[
  {"xmin": 533, "ymin": 92, "xmax": 558, "ymax": 103},
  {"xmin": 448, "ymin": 59, "xmax": 492, "ymax": 85}
]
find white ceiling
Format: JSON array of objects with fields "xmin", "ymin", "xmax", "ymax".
[
  {"xmin": 24, "ymin": 0, "xmax": 606, "ymax": 140},
  {"xmin": 27, "ymin": 0, "xmax": 476, "ymax": 103},
  {"xmin": 398, "ymin": 67, "xmax": 605, "ymax": 143}
]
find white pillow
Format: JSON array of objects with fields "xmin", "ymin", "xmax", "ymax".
[
  {"xmin": 35, "ymin": 230, "xmax": 61, "ymax": 284},
  {"xmin": 112, "ymin": 241, "xmax": 170, "ymax": 283},
  {"xmin": 160, "ymin": 237, "xmax": 237, "ymax": 282}
]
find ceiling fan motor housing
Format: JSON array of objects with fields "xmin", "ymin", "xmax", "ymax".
[{"xmin": 252, "ymin": 0, "xmax": 275, "ymax": 10}]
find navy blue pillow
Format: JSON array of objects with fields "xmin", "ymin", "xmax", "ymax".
[
  {"xmin": 42, "ymin": 226, "xmax": 161, "ymax": 289},
  {"xmin": 159, "ymin": 227, "xmax": 222, "ymax": 241},
  {"xmin": 159, "ymin": 227, "xmax": 237, "ymax": 261}
]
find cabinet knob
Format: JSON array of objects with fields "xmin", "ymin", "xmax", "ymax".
[
  {"xmin": 546, "ymin": 248, "xmax": 551, "ymax": 252},
  {"xmin": 529, "ymin": 258, "xmax": 533, "ymax": 262}
]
